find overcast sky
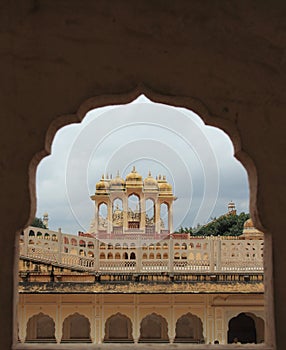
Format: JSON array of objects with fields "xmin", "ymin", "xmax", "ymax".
[{"xmin": 36, "ymin": 95, "xmax": 249, "ymax": 234}]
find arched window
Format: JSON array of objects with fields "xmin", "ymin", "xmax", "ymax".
[
  {"xmin": 227, "ymin": 313, "xmax": 259, "ymax": 344},
  {"xmin": 174, "ymin": 313, "xmax": 203, "ymax": 343},
  {"xmin": 25, "ymin": 313, "xmax": 56, "ymax": 342},
  {"xmin": 37, "ymin": 232, "xmax": 42, "ymax": 239},
  {"xmin": 145, "ymin": 198, "xmax": 155, "ymax": 226},
  {"xmin": 115, "ymin": 252, "xmax": 121, "ymax": 259},
  {"xmin": 156, "ymin": 243, "xmax": 161, "ymax": 250},
  {"xmin": 142, "ymin": 253, "xmax": 147, "ymax": 259},
  {"xmin": 61, "ymin": 313, "xmax": 91, "ymax": 343},
  {"xmin": 112, "ymin": 198, "xmax": 123, "ymax": 226},
  {"xmin": 107, "ymin": 252, "xmax": 113, "ymax": 259},
  {"xmin": 181, "ymin": 243, "xmax": 187, "ymax": 250},
  {"xmin": 52, "ymin": 234, "xmax": 57, "ymax": 241},
  {"xmin": 160, "ymin": 203, "xmax": 169, "ymax": 230},
  {"xmin": 88, "ymin": 251, "xmax": 94, "ymax": 258},
  {"xmin": 79, "ymin": 240, "xmax": 86, "ymax": 247},
  {"xmin": 79, "ymin": 249, "xmax": 86, "ymax": 256},
  {"xmin": 163, "ymin": 253, "xmax": 168, "ymax": 259},
  {"xmin": 130, "ymin": 242, "xmax": 136, "ymax": 250},
  {"xmin": 123, "ymin": 242, "xmax": 128, "ymax": 249},
  {"xmin": 104, "ymin": 313, "xmax": 133, "ymax": 342},
  {"xmin": 163, "ymin": 243, "xmax": 168, "ymax": 249},
  {"xmin": 139, "ymin": 313, "xmax": 169, "ymax": 342},
  {"xmin": 87, "ymin": 241, "xmax": 94, "ymax": 249},
  {"xmin": 174, "ymin": 243, "xmax": 180, "ymax": 250},
  {"xmin": 100, "ymin": 253, "xmax": 106, "ymax": 260},
  {"xmin": 115, "ymin": 243, "xmax": 121, "ymax": 249},
  {"xmin": 98, "ymin": 202, "xmax": 108, "ymax": 230},
  {"xmin": 63, "ymin": 237, "xmax": 69, "ymax": 244},
  {"xmin": 128, "ymin": 194, "xmax": 140, "ymax": 229},
  {"xmin": 123, "ymin": 252, "xmax": 128, "ymax": 260},
  {"xmin": 71, "ymin": 238, "xmax": 77, "ymax": 246},
  {"xmin": 29, "ymin": 230, "xmax": 35, "ymax": 237},
  {"xmin": 174, "ymin": 252, "xmax": 180, "ymax": 259},
  {"xmin": 156, "ymin": 253, "xmax": 161, "ymax": 259},
  {"xmin": 149, "ymin": 253, "xmax": 154, "ymax": 259},
  {"xmin": 130, "ymin": 252, "xmax": 136, "ymax": 260},
  {"xmin": 181, "ymin": 253, "xmax": 187, "ymax": 259},
  {"xmin": 44, "ymin": 233, "xmax": 50, "ymax": 240},
  {"xmin": 100, "ymin": 243, "xmax": 106, "ymax": 249}
]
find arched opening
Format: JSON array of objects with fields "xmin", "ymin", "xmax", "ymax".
[
  {"xmin": 128, "ymin": 194, "xmax": 141, "ymax": 229},
  {"xmin": 145, "ymin": 198, "xmax": 155, "ymax": 233},
  {"xmin": 25, "ymin": 313, "xmax": 56, "ymax": 343},
  {"xmin": 112, "ymin": 198, "xmax": 123, "ymax": 232},
  {"xmin": 130, "ymin": 252, "xmax": 136, "ymax": 260},
  {"xmin": 139, "ymin": 313, "xmax": 169, "ymax": 342},
  {"xmin": 98, "ymin": 202, "xmax": 108, "ymax": 231},
  {"xmin": 227, "ymin": 313, "xmax": 258, "ymax": 344},
  {"xmin": 104, "ymin": 313, "xmax": 133, "ymax": 342},
  {"xmin": 174, "ymin": 313, "xmax": 204, "ymax": 343},
  {"xmin": 160, "ymin": 203, "xmax": 169, "ymax": 232},
  {"xmin": 61, "ymin": 313, "xmax": 91, "ymax": 343}
]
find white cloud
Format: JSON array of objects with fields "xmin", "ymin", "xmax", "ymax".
[{"xmin": 36, "ymin": 96, "xmax": 249, "ymax": 233}]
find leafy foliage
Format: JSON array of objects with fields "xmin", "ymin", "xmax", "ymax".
[
  {"xmin": 178, "ymin": 212, "xmax": 250, "ymax": 236},
  {"xmin": 31, "ymin": 217, "xmax": 47, "ymax": 229}
]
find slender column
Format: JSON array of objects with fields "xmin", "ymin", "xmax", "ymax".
[
  {"xmin": 123, "ymin": 197, "xmax": 128, "ymax": 232},
  {"xmin": 155, "ymin": 202, "xmax": 161, "ymax": 233},
  {"xmin": 169, "ymin": 237, "xmax": 174, "ymax": 273},
  {"xmin": 107, "ymin": 199, "xmax": 112, "ymax": 233},
  {"xmin": 94, "ymin": 201, "xmax": 98, "ymax": 233},
  {"xmin": 168, "ymin": 202, "xmax": 173, "ymax": 233},
  {"xmin": 140, "ymin": 196, "xmax": 146, "ymax": 231}
]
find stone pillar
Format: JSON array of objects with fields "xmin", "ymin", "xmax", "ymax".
[
  {"xmin": 168, "ymin": 202, "xmax": 173, "ymax": 233},
  {"xmin": 155, "ymin": 202, "xmax": 161, "ymax": 233},
  {"xmin": 107, "ymin": 199, "xmax": 112, "ymax": 233},
  {"xmin": 94, "ymin": 202, "xmax": 98, "ymax": 233},
  {"xmin": 140, "ymin": 197, "xmax": 146, "ymax": 231},
  {"xmin": 123, "ymin": 197, "xmax": 128, "ymax": 232},
  {"xmin": 169, "ymin": 237, "xmax": 174, "ymax": 273}
]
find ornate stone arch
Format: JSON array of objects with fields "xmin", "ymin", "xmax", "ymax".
[
  {"xmin": 104, "ymin": 312, "xmax": 133, "ymax": 342},
  {"xmin": 139, "ymin": 312, "xmax": 169, "ymax": 342},
  {"xmin": 174, "ymin": 312, "xmax": 204, "ymax": 343},
  {"xmin": 25, "ymin": 312, "xmax": 56, "ymax": 343},
  {"xmin": 61, "ymin": 312, "xmax": 91, "ymax": 343},
  {"xmin": 227, "ymin": 312, "xmax": 257, "ymax": 344}
]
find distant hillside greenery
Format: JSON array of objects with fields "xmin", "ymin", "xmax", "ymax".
[{"xmin": 178, "ymin": 212, "xmax": 250, "ymax": 236}]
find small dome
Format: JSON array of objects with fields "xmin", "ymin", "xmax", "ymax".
[
  {"xmin": 144, "ymin": 171, "xmax": 158, "ymax": 191},
  {"xmin": 110, "ymin": 171, "xmax": 125, "ymax": 190},
  {"xmin": 243, "ymin": 218, "xmax": 254, "ymax": 229},
  {"xmin": 96, "ymin": 175, "xmax": 110, "ymax": 193},
  {"xmin": 126, "ymin": 166, "xmax": 142, "ymax": 181},
  {"xmin": 125, "ymin": 166, "xmax": 143, "ymax": 188},
  {"xmin": 158, "ymin": 175, "xmax": 173, "ymax": 195}
]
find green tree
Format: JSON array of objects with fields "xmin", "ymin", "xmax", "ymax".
[
  {"xmin": 191, "ymin": 212, "xmax": 250, "ymax": 236},
  {"xmin": 31, "ymin": 217, "xmax": 47, "ymax": 229}
]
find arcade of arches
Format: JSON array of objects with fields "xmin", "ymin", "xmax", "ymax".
[{"xmin": 19, "ymin": 294, "xmax": 264, "ymax": 344}]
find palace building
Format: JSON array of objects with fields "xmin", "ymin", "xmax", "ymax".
[{"xmin": 18, "ymin": 168, "xmax": 265, "ymax": 345}]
